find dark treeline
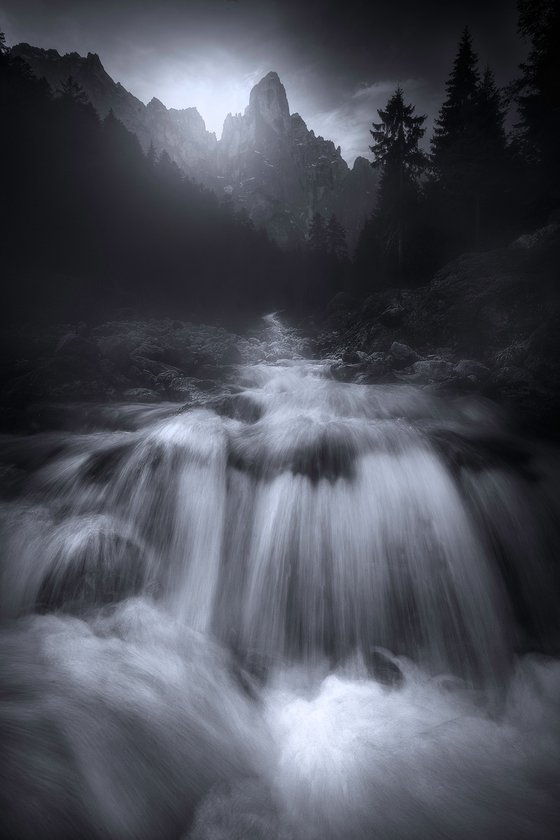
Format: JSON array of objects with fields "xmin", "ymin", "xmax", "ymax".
[
  {"xmin": 354, "ymin": 0, "xmax": 560, "ymax": 291},
  {"xmin": 0, "ymin": 38, "xmax": 323, "ymax": 325},
  {"xmin": 1, "ymin": 0, "xmax": 559, "ymax": 325}
]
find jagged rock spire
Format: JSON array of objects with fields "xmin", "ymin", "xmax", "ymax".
[{"xmin": 247, "ymin": 71, "xmax": 290, "ymax": 131}]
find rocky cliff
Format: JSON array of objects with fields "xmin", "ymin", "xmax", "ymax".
[
  {"xmin": 215, "ymin": 72, "xmax": 376, "ymax": 246},
  {"xmin": 12, "ymin": 45, "xmax": 376, "ymax": 247},
  {"xmin": 11, "ymin": 44, "xmax": 218, "ymax": 183},
  {"xmin": 316, "ymin": 223, "xmax": 560, "ymax": 436}
]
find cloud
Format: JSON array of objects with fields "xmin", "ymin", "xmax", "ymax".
[
  {"xmin": 306, "ymin": 78, "xmax": 431, "ymax": 166},
  {"xmin": 351, "ymin": 79, "xmax": 423, "ymax": 100}
]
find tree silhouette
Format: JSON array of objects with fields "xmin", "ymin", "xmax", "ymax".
[
  {"xmin": 429, "ymin": 28, "xmax": 511, "ymax": 251},
  {"xmin": 370, "ymin": 86, "xmax": 428, "ymax": 280},
  {"xmin": 308, "ymin": 212, "xmax": 328, "ymax": 252},
  {"xmin": 430, "ymin": 28, "xmax": 482, "ymax": 248},
  {"xmin": 327, "ymin": 214, "xmax": 348, "ymax": 261},
  {"xmin": 0, "ymin": 48, "xmax": 298, "ymax": 322},
  {"xmin": 57, "ymin": 75, "xmax": 89, "ymax": 105},
  {"xmin": 513, "ymin": 0, "xmax": 560, "ymax": 214},
  {"xmin": 146, "ymin": 141, "xmax": 156, "ymax": 168}
]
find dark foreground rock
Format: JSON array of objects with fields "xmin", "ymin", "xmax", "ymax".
[
  {"xmin": 0, "ymin": 319, "xmax": 251, "ymax": 432},
  {"xmin": 317, "ymin": 223, "xmax": 560, "ymax": 437}
]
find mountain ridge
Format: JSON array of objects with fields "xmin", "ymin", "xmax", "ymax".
[{"xmin": 11, "ymin": 43, "xmax": 377, "ymax": 247}]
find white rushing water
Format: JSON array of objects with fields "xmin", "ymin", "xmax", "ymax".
[{"xmin": 1, "ymin": 315, "xmax": 559, "ymax": 839}]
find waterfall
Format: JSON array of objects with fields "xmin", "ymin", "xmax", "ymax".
[{"xmin": 1, "ymin": 316, "xmax": 559, "ymax": 839}]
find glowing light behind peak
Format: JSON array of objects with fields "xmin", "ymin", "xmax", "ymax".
[{"xmin": 122, "ymin": 53, "xmax": 266, "ymax": 138}]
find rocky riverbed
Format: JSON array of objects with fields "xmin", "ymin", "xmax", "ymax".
[{"xmin": 1, "ymin": 224, "xmax": 559, "ymax": 437}]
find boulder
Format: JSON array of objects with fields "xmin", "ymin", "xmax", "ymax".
[
  {"xmin": 453, "ymin": 359, "xmax": 490, "ymax": 380},
  {"xmin": 390, "ymin": 341, "xmax": 420, "ymax": 369},
  {"xmin": 397, "ymin": 359, "xmax": 455, "ymax": 384},
  {"xmin": 342, "ymin": 349, "xmax": 361, "ymax": 364},
  {"xmin": 379, "ymin": 303, "xmax": 405, "ymax": 328},
  {"xmin": 122, "ymin": 388, "xmax": 159, "ymax": 403}
]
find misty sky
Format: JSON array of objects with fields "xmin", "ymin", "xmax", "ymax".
[{"xmin": 1, "ymin": 0, "xmax": 525, "ymax": 164}]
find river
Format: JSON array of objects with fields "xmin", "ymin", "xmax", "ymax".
[{"xmin": 1, "ymin": 315, "xmax": 559, "ymax": 839}]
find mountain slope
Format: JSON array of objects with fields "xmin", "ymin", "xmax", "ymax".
[{"xmin": 11, "ymin": 44, "xmax": 377, "ymax": 247}]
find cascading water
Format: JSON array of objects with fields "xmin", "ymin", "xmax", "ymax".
[{"xmin": 1, "ymin": 314, "xmax": 559, "ymax": 839}]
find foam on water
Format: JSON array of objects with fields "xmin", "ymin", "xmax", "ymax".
[{"xmin": 1, "ymin": 314, "xmax": 559, "ymax": 838}]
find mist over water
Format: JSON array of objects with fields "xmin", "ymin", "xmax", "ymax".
[{"xmin": 1, "ymin": 315, "xmax": 559, "ymax": 839}]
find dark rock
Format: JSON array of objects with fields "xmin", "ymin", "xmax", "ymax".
[
  {"xmin": 223, "ymin": 343, "xmax": 243, "ymax": 365},
  {"xmin": 365, "ymin": 648, "xmax": 404, "ymax": 687},
  {"xmin": 82, "ymin": 442, "xmax": 136, "ymax": 484},
  {"xmin": 454, "ymin": 360, "xmax": 490, "ymax": 380},
  {"xmin": 390, "ymin": 341, "xmax": 420, "ymax": 369},
  {"xmin": 342, "ymin": 349, "xmax": 361, "ymax": 364},
  {"xmin": 379, "ymin": 303, "xmax": 405, "ymax": 328},
  {"xmin": 98, "ymin": 336, "xmax": 133, "ymax": 368},
  {"xmin": 397, "ymin": 359, "xmax": 455, "ymax": 384},
  {"xmin": 210, "ymin": 394, "xmax": 263, "ymax": 423},
  {"xmin": 129, "ymin": 354, "xmax": 181, "ymax": 379},
  {"xmin": 331, "ymin": 362, "xmax": 363, "ymax": 382},
  {"xmin": 122, "ymin": 388, "xmax": 159, "ymax": 402},
  {"xmin": 355, "ymin": 358, "xmax": 393, "ymax": 384},
  {"xmin": 321, "ymin": 292, "xmax": 357, "ymax": 324},
  {"xmin": 55, "ymin": 333, "xmax": 100, "ymax": 361},
  {"xmin": 154, "ymin": 370, "xmax": 179, "ymax": 392},
  {"xmin": 428, "ymin": 428, "xmax": 534, "ymax": 478},
  {"xmin": 195, "ymin": 363, "xmax": 224, "ymax": 381},
  {"xmin": 423, "ymin": 376, "xmax": 478, "ymax": 395},
  {"xmin": 133, "ymin": 341, "xmax": 165, "ymax": 361}
]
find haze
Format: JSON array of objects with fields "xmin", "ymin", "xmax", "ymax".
[{"xmin": 0, "ymin": 0, "xmax": 524, "ymax": 162}]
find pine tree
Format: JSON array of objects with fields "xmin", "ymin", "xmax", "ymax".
[
  {"xmin": 58, "ymin": 75, "xmax": 89, "ymax": 106},
  {"xmin": 326, "ymin": 214, "xmax": 348, "ymax": 260},
  {"xmin": 473, "ymin": 67, "xmax": 510, "ymax": 244},
  {"xmin": 156, "ymin": 148, "xmax": 181, "ymax": 181},
  {"xmin": 477, "ymin": 67, "xmax": 507, "ymax": 153},
  {"xmin": 146, "ymin": 141, "xmax": 156, "ymax": 168},
  {"xmin": 432, "ymin": 28, "xmax": 480, "ymax": 169},
  {"xmin": 430, "ymin": 27, "xmax": 481, "ymax": 242},
  {"xmin": 514, "ymin": 0, "xmax": 560, "ymax": 211},
  {"xmin": 430, "ymin": 29, "xmax": 510, "ymax": 249},
  {"xmin": 370, "ymin": 86, "xmax": 428, "ymax": 278},
  {"xmin": 308, "ymin": 212, "xmax": 327, "ymax": 252}
]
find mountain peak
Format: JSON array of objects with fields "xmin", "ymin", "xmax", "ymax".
[
  {"xmin": 248, "ymin": 70, "xmax": 290, "ymax": 128},
  {"xmin": 147, "ymin": 96, "xmax": 166, "ymax": 111},
  {"xmin": 262, "ymin": 71, "xmax": 282, "ymax": 85},
  {"xmin": 85, "ymin": 52, "xmax": 103, "ymax": 69}
]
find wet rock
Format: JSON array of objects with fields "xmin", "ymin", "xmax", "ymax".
[
  {"xmin": 356, "ymin": 357, "xmax": 393, "ymax": 384},
  {"xmin": 133, "ymin": 341, "xmax": 166, "ymax": 361},
  {"xmin": 98, "ymin": 335, "xmax": 133, "ymax": 368},
  {"xmin": 222, "ymin": 343, "xmax": 244, "ymax": 365},
  {"xmin": 390, "ymin": 341, "xmax": 421, "ymax": 369},
  {"xmin": 122, "ymin": 388, "xmax": 159, "ymax": 402},
  {"xmin": 154, "ymin": 369, "xmax": 179, "ymax": 393},
  {"xmin": 397, "ymin": 359, "xmax": 455, "ymax": 384},
  {"xmin": 196, "ymin": 363, "xmax": 225, "ymax": 381},
  {"xmin": 365, "ymin": 648, "xmax": 404, "ymax": 687},
  {"xmin": 130, "ymin": 354, "xmax": 181, "ymax": 379},
  {"xmin": 379, "ymin": 302, "xmax": 405, "ymax": 328},
  {"xmin": 342, "ymin": 349, "xmax": 361, "ymax": 364},
  {"xmin": 454, "ymin": 360, "xmax": 490, "ymax": 380},
  {"xmin": 510, "ymin": 222, "xmax": 560, "ymax": 250},
  {"xmin": 82, "ymin": 442, "xmax": 137, "ymax": 484},
  {"xmin": 210, "ymin": 394, "xmax": 264, "ymax": 423},
  {"xmin": 423, "ymin": 376, "xmax": 478, "ymax": 396},
  {"xmin": 331, "ymin": 363, "xmax": 363, "ymax": 383}
]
